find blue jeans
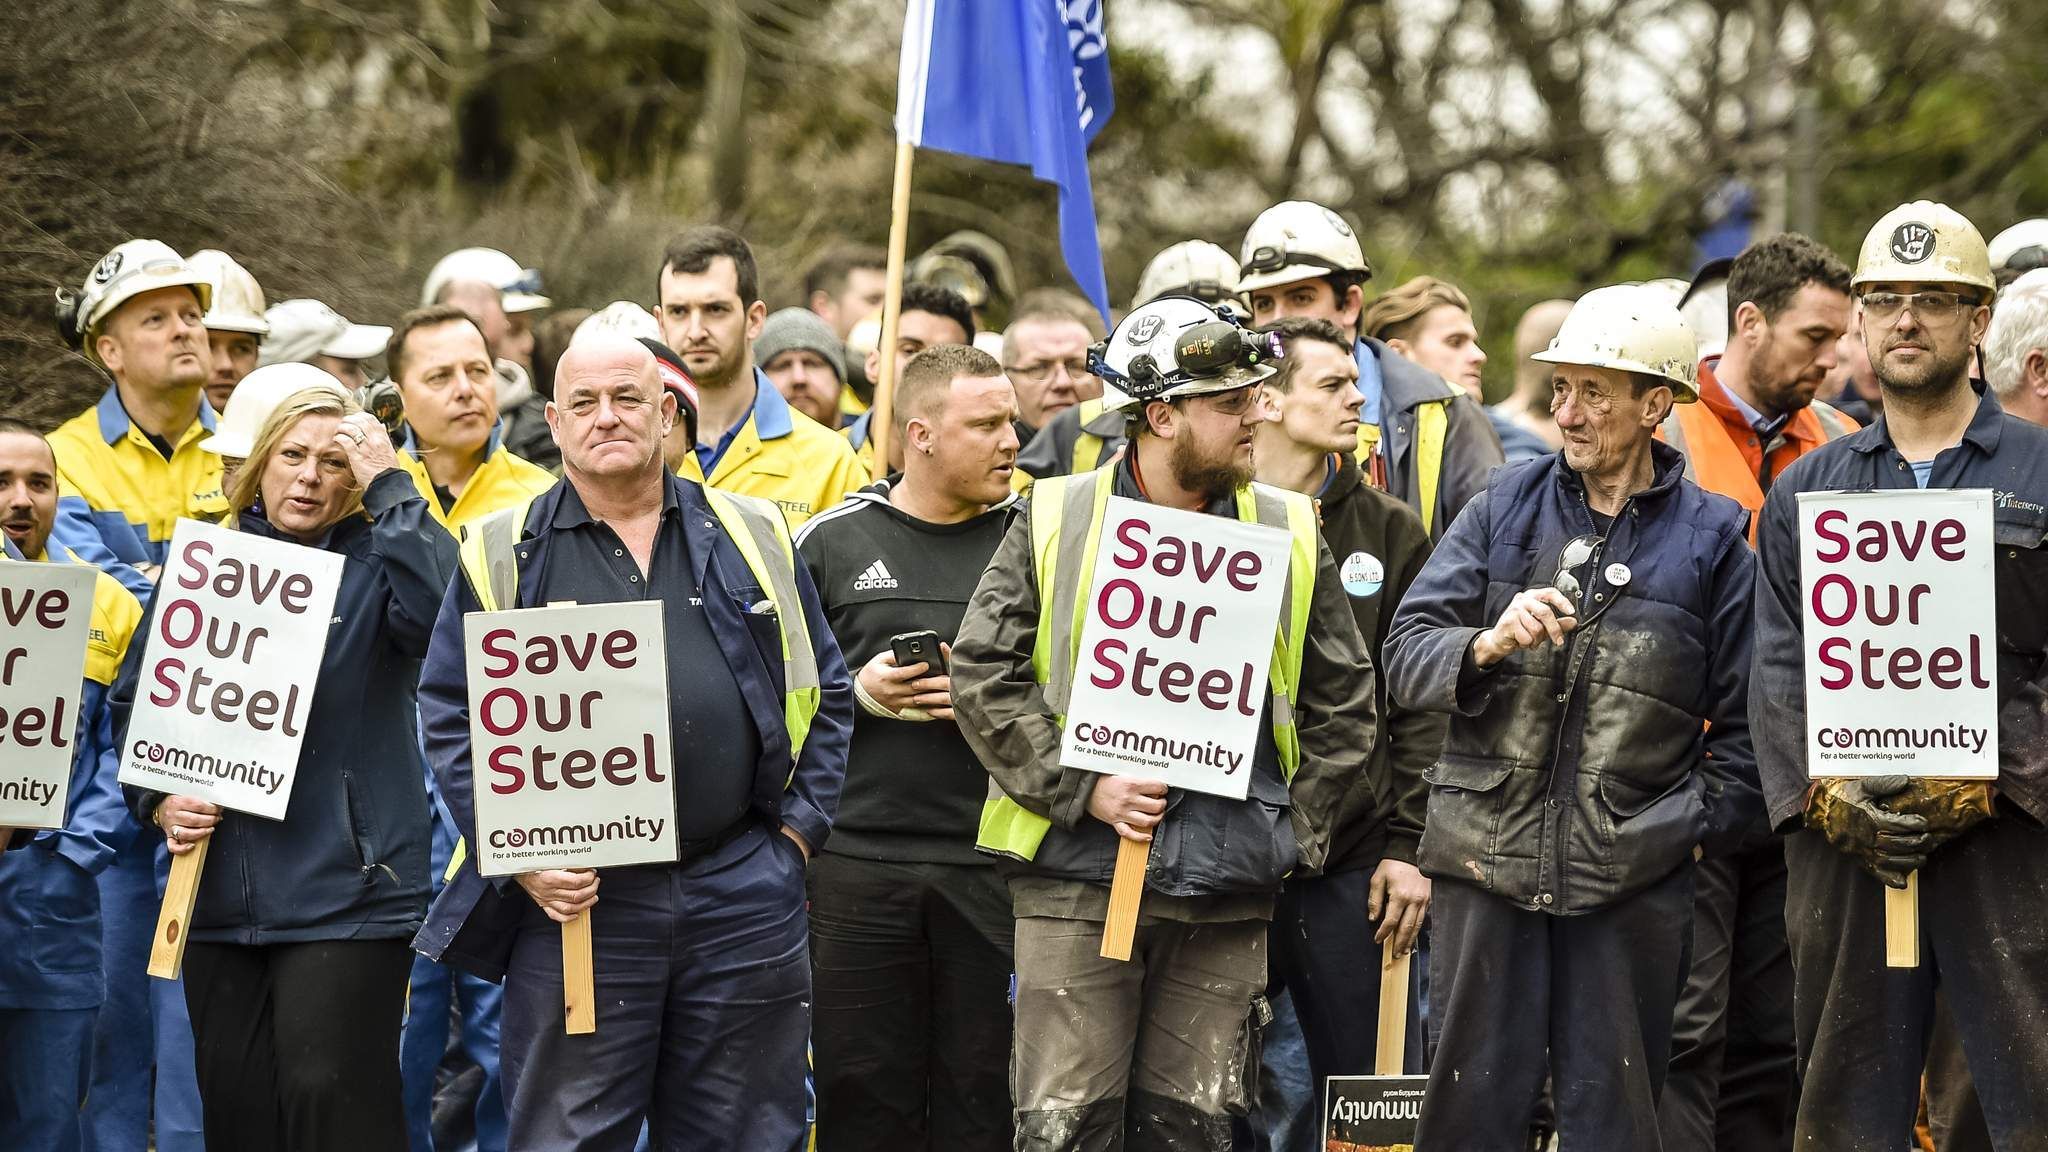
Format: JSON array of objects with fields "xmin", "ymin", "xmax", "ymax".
[
  {"xmin": 401, "ymin": 807, "xmax": 507, "ymax": 1152},
  {"xmin": 0, "ymin": 1007, "xmax": 95, "ymax": 1151}
]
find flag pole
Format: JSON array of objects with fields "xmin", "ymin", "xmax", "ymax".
[{"xmin": 870, "ymin": 139, "xmax": 916, "ymax": 475}]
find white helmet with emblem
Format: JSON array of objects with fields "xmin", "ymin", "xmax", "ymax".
[
  {"xmin": 57, "ymin": 240, "xmax": 214, "ymax": 363},
  {"xmin": 188, "ymin": 249, "xmax": 270, "ymax": 337},
  {"xmin": 1237, "ymin": 201, "xmax": 1370, "ymax": 295},
  {"xmin": 1531, "ymin": 283, "xmax": 1700, "ymax": 402},
  {"xmin": 1092, "ymin": 296, "xmax": 1281, "ymax": 413},
  {"xmin": 1852, "ymin": 201, "xmax": 1995, "ymax": 296}
]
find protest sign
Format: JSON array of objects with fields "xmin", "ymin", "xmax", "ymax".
[
  {"xmin": 0, "ymin": 560, "xmax": 99, "ymax": 830},
  {"xmin": 1058, "ymin": 496, "xmax": 1292, "ymax": 960},
  {"xmin": 463, "ymin": 601, "xmax": 678, "ymax": 876},
  {"xmin": 1059, "ymin": 496, "xmax": 1292, "ymax": 800},
  {"xmin": 1324, "ymin": 1075, "xmax": 1425, "ymax": 1152},
  {"xmin": 119, "ymin": 520, "xmax": 343, "ymax": 818},
  {"xmin": 1798, "ymin": 489, "xmax": 1999, "ymax": 778},
  {"xmin": 1798, "ymin": 489, "xmax": 1999, "ymax": 968},
  {"xmin": 118, "ymin": 519, "xmax": 343, "ymax": 978}
]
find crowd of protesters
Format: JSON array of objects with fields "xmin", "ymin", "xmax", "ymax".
[{"xmin": 4, "ymin": 196, "xmax": 2047, "ymax": 1152}]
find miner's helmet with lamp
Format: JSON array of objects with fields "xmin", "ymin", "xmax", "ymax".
[
  {"xmin": 1530, "ymin": 283, "xmax": 1701, "ymax": 403},
  {"xmin": 1090, "ymin": 296, "xmax": 1282, "ymax": 415},
  {"xmin": 1237, "ymin": 200, "xmax": 1371, "ymax": 295},
  {"xmin": 53, "ymin": 239, "xmax": 214, "ymax": 367}
]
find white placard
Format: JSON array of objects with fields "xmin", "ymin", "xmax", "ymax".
[
  {"xmin": 1058, "ymin": 496, "xmax": 1293, "ymax": 799},
  {"xmin": 0, "ymin": 561, "xmax": 100, "ymax": 829},
  {"xmin": 464, "ymin": 602, "xmax": 678, "ymax": 875},
  {"xmin": 118, "ymin": 520, "xmax": 344, "ymax": 818},
  {"xmin": 1798, "ymin": 489, "xmax": 1999, "ymax": 778},
  {"xmin": 118, "ymin": 520, "xmax": 343, "ymax": 818}
]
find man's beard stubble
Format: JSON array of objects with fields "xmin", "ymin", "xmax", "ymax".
[{"xmin": 1872, "ymin": 335, "xmax": 1972, "ymax": 400}]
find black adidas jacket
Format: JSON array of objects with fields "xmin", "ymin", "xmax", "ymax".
[{"xmin": 796, "ymin": 481, "xmax": 1018, "ymax": 865}]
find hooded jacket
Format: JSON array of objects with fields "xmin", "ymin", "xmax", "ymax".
[{"xmin": 1386, "ymin": 444, "xmax": 1761, "ymax": 913}]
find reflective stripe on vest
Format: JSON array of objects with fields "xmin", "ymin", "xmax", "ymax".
[
  {"xmin": 975, "ymin": 466, "xmax": 1321, "ymax": 862},
  {"xmin": 454, "ymin": 491, "xmax": 822, "ymax": 774},
  {"xmin": 1350, "ymin": 398, "xmax": 1453, "ymax": 537},
  {"xmin": 1072, "ymin": 396, "xmax": 1110, "ymax": 475}
]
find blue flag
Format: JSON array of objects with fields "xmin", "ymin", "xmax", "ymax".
[{"xmin": 898, "ymin": 0, "xmax": 1114, "ymax": 323}]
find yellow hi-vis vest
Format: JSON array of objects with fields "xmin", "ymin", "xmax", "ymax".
[
  {"xmin": 453, "ymin": 488, "xmax": 824, "ymax": 771},
  {"xmin": 1354, "ymin": 396, "xmax": 1452, "ymax": 537},
  {"xmin": 974, "ymin": 465, "xmax": 1321, "ymax": 861}
]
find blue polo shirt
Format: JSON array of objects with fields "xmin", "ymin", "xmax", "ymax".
[{"xmin": 533, "ymin": 478, "xmax": 762, "ymax": 841}]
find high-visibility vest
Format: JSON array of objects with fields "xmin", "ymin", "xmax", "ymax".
[
  {"xmin": 454, "ymin": 488, "xmax": 823, "ymax": 771},
  {"xmin": 974, "ymin": 465, "xmax": 1322, "ymax": 861},
  {"xmin": 1659, "ymin": 398, "xmax": 1857, "ymax": 543},
  {"xmin": 1354, "ymin": 395, "xmax": 1452, "ymax": 537}
]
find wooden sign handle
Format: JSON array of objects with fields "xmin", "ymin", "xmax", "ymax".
[
  {"xmin": 1885, "ymin": 872, "xmax": 1919, "ymax": 968},
  {"xmin": 149, "ymin": 839, "xmax": 209, "ymax": 980},
  {"xmin": 563, "ymin": 908, "xmax": 596, "ymax": 1034},
  {"xmin": 1099, "ymin": 836, "xmax": 1151, "ymax": 961},
  {"xmin": 1375, "ymin": 936, "xmax": 1411, "ymax": 1075}
]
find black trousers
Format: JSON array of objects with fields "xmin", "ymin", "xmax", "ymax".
[
  {"xmin": 1270, "ymin": 866, "xmax": 1386, "ymax": 1085},
  {"xmin": 1657, "ymin": 841, "xmax": 1797, "ymax": 1152},
  {"xmin": 807, "ymin": 853, "xmax": 1015, "ymax": 1152},
  {"xmin": 1784, "ymin": 819, "xmax": 2048, "ymax": 1151},
  {"xmin": 1417, "ymin": 865, "xmax": 1694, "ymax": 1152},
  {"xmin": 183, "ymin": 937, "xmax": 413, "ymax": 1152}
]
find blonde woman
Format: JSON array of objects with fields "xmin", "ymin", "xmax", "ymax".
[{"xmin": 114, "ymin": 388, "xmax": 457, "ymax": 1151}]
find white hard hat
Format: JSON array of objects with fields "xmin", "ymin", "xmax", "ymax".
[
  {"xmin": 1133, "ymin": 240, "xmax": 1241, "ymax": 310},
  {"xmin": 1237, "ymin": 201, "xmax": 1370, "ymax": 295},
  {"xmin": 199, "ymin": 363, "xmax": 350, "ymax": 458},
  {"xmin": 1531, "ymin": 283, "xmax": 1701, "ymax": 402},
  {"xmin": 1094, "ymin": 296, "xmax": 1279, "ymax": 414},
  {"xmin": 1852, "ymin": 201, "xmax": 1995, "ymax": 296},
  {"xmin": 61, "ymin": 240, "xmax": 213, "ymax": 361},
  {"xmin": 571, "ymin": 301, "xmax": 662, "ymax": 346},
  {"xmin": 1989, "ymin": 218, "xmax": 2048, "ymax": 279},
  {"xmin": 259, "ymin": 299, "xmax": 392, "ymax": 367},
  {"xmin": 421, "ymin": 247, "xmax": 551, "ymax": 313},
  {"xmin": 187, "ymin": 250, "xmax": 270, "ymax": 336}
]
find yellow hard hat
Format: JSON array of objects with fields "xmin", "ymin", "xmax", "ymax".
[{"xmin": 1852, "ymin": 201, "xmax": 1995, "ymax": 296}]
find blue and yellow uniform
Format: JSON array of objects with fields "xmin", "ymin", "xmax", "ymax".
[
  {"xmin": 0, "ymin": 544, "xmax": 143, "ymax": 1151},
  {"xmin": 47, "ymin": 387, "xmax": 225, "ymax": 600},
  {"xmin": 679, "ymin": 369, "xmax": 868, "ymax": 527},
  {"xmin": 397, "ymin": 430, "xmax": 558, "ymax": 535}
]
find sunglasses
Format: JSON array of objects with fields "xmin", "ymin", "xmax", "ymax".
[{"xmin": 1550, "ymin": 533, "xmax": 1604, "ymax": 606}]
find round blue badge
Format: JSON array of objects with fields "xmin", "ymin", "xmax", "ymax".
[{"xmin": 1341, "ymin": 551, "xmax": 1384, "ymax": 598}]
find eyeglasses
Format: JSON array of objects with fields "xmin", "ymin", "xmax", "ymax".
[
  {"xmin": 1860, "ymin": 290, "xmax": 1982, "ymax": 323},
  {"xmin": 1005, "ymin": 359, "xmax": 1092, "ymax": 384},
  {"xmin": 1550, "ymin": 533, "xmax": 1604, "ymax": 605},
  {"xmin": 1195, "ymin": 387, "xmax": 1259, "ymax": 416}
]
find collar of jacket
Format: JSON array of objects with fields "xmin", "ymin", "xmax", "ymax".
[
  {"xmin": 1113, "ymin": 447, "xmax": 1236, "ymax": 516},
  {"xmin": 1845, "ymin": 380, "xmax": 2006, "ymax": 458},
  {"xmin": 1696, "ymin": 357, "xmax": 1824, "ymax": 450},
  {"xmin": 1549, "ymin": 437, "xmax": 1689, "ymax": 506},
  {"xmin": 1318, "ymin": 449, "xmax": 1363, "ymax": 510},
  {"xmin": 514, "ymin": 470, "xmax": 721, "ymax": 596},
  {"xmin": 95, "ymin": 384, "xmax": 218, "ymax": 445},
  {"xmin": 1357, "ymin": 337, "xmax": 1464, "ymax": 416}
]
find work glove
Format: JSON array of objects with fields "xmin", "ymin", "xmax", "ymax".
[
  {"xmin": 1804, "ymin": 775, "xmax": 1932, "ymax": 888},
  {"xmin": 1886, "ymin": 780, "xmax": 1997, "ymax": 853}
]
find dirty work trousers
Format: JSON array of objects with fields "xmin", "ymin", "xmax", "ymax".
[
  {"xmin": 1417, "ymin": 863, "xmax": 1694, "ymax": 1151},
  {"xmin": 1012, "ymin": 914, "xmax": 1266, "ymax": 1152},
  {"xmin": 1657, "ymin": 840, "xmax": 1797, "ymax": 1152},
  {"xmin": 499, "ymin": 825, "xmax": 812, "ymax": 1151},
  {"xmin": 1783, "ymin": 817, "xmax": 2048, "ymax": 1151},
  {"xmin": 807, "ymin": 853, "xmax": 1014, "ymax": 1152}
]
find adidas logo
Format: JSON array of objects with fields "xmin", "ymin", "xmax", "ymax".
[{"xmin": 853, "ymin": 560, "xmax": 899, "ymax": 591}]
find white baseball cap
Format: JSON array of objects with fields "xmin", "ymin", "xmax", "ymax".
[
  {"xmin": 421, "ymin": 247, "xmax": 551, "ymax": 313},
  {"xmin": 259, "ymin": 299, "xmax": 392, "ymax": 367}
]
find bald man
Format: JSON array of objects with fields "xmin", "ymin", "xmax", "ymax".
[
  {"xmin": 1497, "ymin": 299, "xmax": 1575, "ymax": 457},
  {"xmin": 413, "ymin": 337, "xmax": 854, "ymax": 1150}
]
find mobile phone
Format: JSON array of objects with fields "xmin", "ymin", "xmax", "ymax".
[{"xmin": 890, "ymin": 629, "xmax": 945, "ymax": 671}]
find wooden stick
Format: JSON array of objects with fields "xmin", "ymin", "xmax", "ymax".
[
  {"xmin": 1885, "ymin": 871, "xmax": 1919, "ymax": 969},
  {"xmin": 562, "ymin": 908, "xmax": 596, "ymax": 1034},
  {"xmin": 868, "ymin": 138, "xmax": 916, "ymax": 476},
  {"xmin": 148, "ymin": 838, "xmax": 209, "ymax": 980},
  {"xmin": 1375, "ymin": 937, "xmax": 1411, "ymax": 1075},
  {"xmin": 1099, "ymin": 835, "xmax": 1150, "ymax": 961}
]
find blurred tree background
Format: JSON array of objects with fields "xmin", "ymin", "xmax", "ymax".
[{"xmin": 6, "ymin": 0, "xmax": 2048, "ymax": 424}]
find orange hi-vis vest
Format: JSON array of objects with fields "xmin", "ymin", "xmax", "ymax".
[{"xmin": 1657, "ymin": 359, "xmax": 1858, "ymax": 543}]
